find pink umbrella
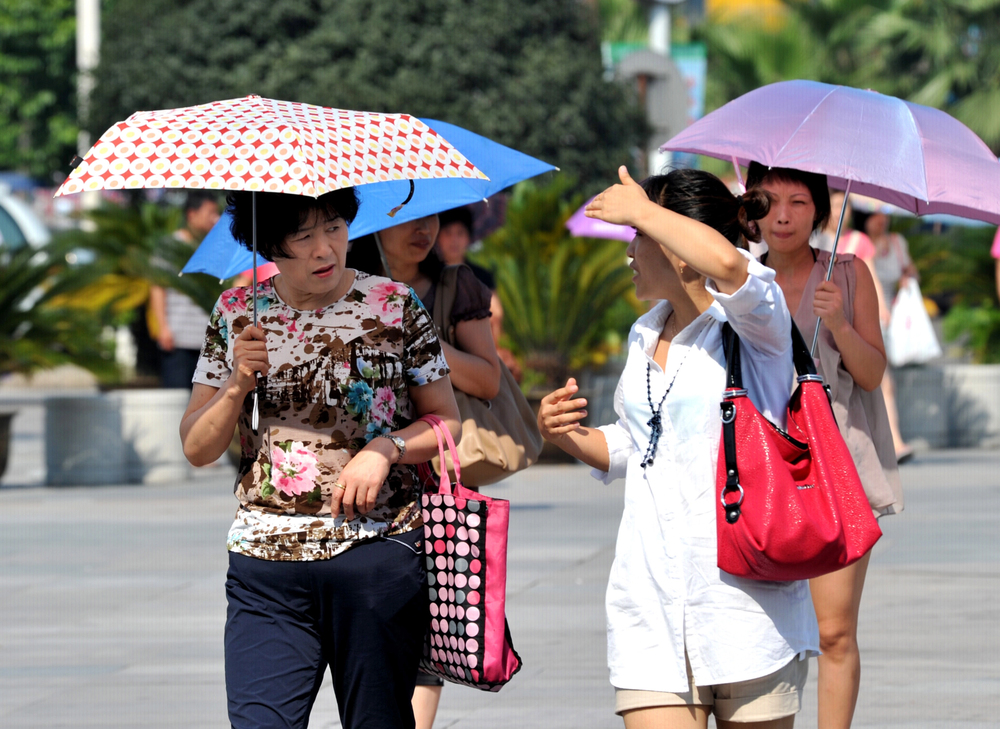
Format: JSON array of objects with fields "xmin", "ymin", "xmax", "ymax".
[
  {"xmin": 660, "ymin": 80, "xmax": 1000, "ymax": 225},
  {"xmin": 661, "ymin": 79, "xmax": 1000, "ymax": 352},
  {"xmin": 566, "ymin": 196, "xmax": 634, "ymax": 241}
]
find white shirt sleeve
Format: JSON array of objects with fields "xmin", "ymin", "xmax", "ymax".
[
  {"xmin": 707, "ymin": 250, "xmax": 791, "ymax": 358},
  {"xmin": 707, "ymin": 249, "xmax": 794, "ymax": 429},
  {"xmin": 590, "ymin": 363, "xmax": 637, "ymax": 484},
  {"xmin": 591, "ymin": 421, "xmax": 635, "ymax": 484}
]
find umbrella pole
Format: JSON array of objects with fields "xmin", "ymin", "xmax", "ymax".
[
  {"xmin": 251, "ymin": 191, "xmax": 261, "ymax": 434},
  {"xmin": 731, "ymin": 156, "xmax": 746, "ymax": 193},
  {"xmin": 810, "ymin": 180, "xmax": 853, "ymax": 355}
]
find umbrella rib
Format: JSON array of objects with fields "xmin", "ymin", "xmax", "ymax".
[
  {"xmin": 771, "ymin": 86, "xmax": 839, "ymax": 164},
  {"xmin": 901, "ymin": 102, "xmax": 930, "ymax": 210}
]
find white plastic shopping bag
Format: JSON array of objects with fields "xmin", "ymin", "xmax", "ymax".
[{"xmin": 886, "ymin": 278, "xmax": 942, "ymax": 367}]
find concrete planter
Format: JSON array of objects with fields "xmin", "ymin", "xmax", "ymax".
[{"xmin": 45, "ymin": 389, "xmax": 193, "ymax": 486}]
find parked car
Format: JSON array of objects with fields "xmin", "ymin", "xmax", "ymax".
[{"xmin": 0, "ymin": 183, "xmax": 51, "ymax": 252}]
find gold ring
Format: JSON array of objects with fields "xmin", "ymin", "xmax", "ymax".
[{"xmin": 333, "ymin": 482, "xmax": 346, "ymax": 491}]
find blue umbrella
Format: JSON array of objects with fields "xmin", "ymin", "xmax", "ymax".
[{"xmin": 183, "ymin": 119, "xmax": 556, "ymax": 279}]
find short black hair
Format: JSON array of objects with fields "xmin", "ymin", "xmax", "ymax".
[
  {"xmin": 183, "ymin": 190, "xmax": 219, "ymax": 215},
  {"xmin": 438, "ymin": 206, "xmax": 474, "ymax": 237},
  {"xmin": 640, "ymin": 168, "xmax": 769, "ymax": 248},
  {"xmin": 745, "ymin": 162, "xmax": 831, "ymax": 232},
  {"xmin": 225, "ymin": 188, "xmax": 359, "ymax": 260},
  {"xmin": 851, "ymin": 209, "xmax": 876, "ymax": 235}
]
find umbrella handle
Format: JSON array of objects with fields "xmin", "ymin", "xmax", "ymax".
[
  {"xmin": 251, "ymin": 190, "xmax": 262, "ymax": 434},
  {"xmin": 810, "ymin": 180, "xmax": 853, "ymax": 356}
]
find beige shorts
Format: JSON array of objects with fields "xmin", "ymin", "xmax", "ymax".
[{"xmin": 615, "ymin": 655, "xmax": 808, "ymax": 723}]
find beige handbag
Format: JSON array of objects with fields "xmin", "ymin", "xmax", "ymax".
[{"xmin": 430, "ymin": 265, "xmax": 543, "ymax": 487}]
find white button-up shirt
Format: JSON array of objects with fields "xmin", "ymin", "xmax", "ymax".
[{"xmin": 594, "ymin": 253, "xmax": 819, "ymax": 692}]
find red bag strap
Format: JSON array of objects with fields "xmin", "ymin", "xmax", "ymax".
[{"xmin": 417, "ymin": 415, "xmax": 462, "ymax": 493}]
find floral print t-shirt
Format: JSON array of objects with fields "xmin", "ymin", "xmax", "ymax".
[{"xmin": 193, "ymin": 271, "xmax": 449, "ymax": 562}]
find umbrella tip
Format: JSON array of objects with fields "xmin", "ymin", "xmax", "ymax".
[{"xmin": 69, "ymin": 155, "xmax": 83, "ymax": 169}]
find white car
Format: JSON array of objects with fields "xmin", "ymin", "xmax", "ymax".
[{"xmin": 0, "ymin": 183, "xmax": 51, "ymax": 251}]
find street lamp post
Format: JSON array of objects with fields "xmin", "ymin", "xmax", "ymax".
[{"xmin": 646, "ymin": 0, "xmax": 686, "ymax": 174}]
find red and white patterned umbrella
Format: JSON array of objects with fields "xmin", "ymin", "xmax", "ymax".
[{"xmin": 56, "ymin": 95, "xmax": 488, "ymax": 198}]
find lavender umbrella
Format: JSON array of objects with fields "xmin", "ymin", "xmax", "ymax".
[
  {"xmin": 661, "ymin": 79, "xmax": 1000, "ymax": 352},
  {"xmin": 565, "ymin": 196, "xmax": 635, "ymax": 242}
]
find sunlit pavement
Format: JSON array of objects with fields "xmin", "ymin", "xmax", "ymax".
[{"xmin": 2, "ymin": 452, "xmax": 998, "ymax": 728}]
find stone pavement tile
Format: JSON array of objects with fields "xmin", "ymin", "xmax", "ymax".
[{"xmin": 2, "ymin": 453, "xmax": 999, "ymax": 728}]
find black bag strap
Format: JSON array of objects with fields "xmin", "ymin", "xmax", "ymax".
[
  {"xmin": 722, "ymin": 320, "xmax": 817, "ymax": 391},
  {"xmin": 719, "ymin": 320, "xmax": 819, "ymax": 524}
]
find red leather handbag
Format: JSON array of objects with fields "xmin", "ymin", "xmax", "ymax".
[{"xmin": 716, "ymin": 323, "xmax": 882, "ymax": 581}]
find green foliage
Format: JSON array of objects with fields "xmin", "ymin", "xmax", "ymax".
[
  {"xmin": 471, "ymin": 176, "xmax": 639, "ymax": 390},
  {"xmin": 943, "ymin": 302, "xmax": 1000, "ymax": 364},
  {"xmin": 0, "ymin": 240, "xmax": 116, "ymax": 378},
  {"xmin": 901, "ymin": 222, "xmax": 998, "ymax": 308},
  {"xmin": 900, "ymin": 220, "xmax": 1000, "ymax": 363},
  {"xmin": 598, "ymin": 0, "xmax": 649, "ymax": 43},
  {"xmin": 837, "ymin": 0, "xmax": 1000, "ymax": 153},
  {"xmin": 0, "ymin": 0, "xmax": 78, "ymax": 179},
  {"xmin": 54, "ymin": 199, "xmax": 225, "ymax": 318},
  {"xmin": 89, "ymin": 0, "xmax": 645, "ymax": 190},
  {"xmin": 695, "ymin": 11, "xmax": 820, "ymax": 115}
]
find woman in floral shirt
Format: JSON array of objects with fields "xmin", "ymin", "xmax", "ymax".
[{"xmin": 180, "ymin": 188, "xmax": 460, "ymax": 729}]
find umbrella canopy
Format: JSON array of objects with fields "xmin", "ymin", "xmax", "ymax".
[
  {"xmin": 55, "ymin": 95, "xmax": 487, "ymax": 198},
  {"xmin": 660, "ymin": 80, "xmax": 1000, "ymax": 226},
  {"xmin": 54, "ymin": 96, "xmax": 492, "ymax": 431},
  {"xmin": 182, "ymin": 118, "xmax": 557, "ymax": 279},
  {"xmin": 849, "ymin": 193, "xmax": 993, "ymax": 228},
  {"xmin": 565, "ymin": 196, "xmax": 634, "ymax": 242}
]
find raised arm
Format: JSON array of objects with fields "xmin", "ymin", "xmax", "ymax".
[{"xmin": 586, "ymin": 166, "xmax": 748, "ymax": 294}]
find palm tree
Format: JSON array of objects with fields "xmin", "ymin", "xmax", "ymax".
[
  {"xmin": 694, "ymin": 9, "xmax": 820, "ymax": 114},
  {"xmin": 0, "ymin": 240, "xmax": 115, "ymax": 378},
  {"xmin": 598, "ymin": 0, "xmax": 649, "ymax": 44}
]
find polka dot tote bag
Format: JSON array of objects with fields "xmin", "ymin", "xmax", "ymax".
[{"xmin": 417, "ymin": 415, "xmax": 522, "ymax": 691}]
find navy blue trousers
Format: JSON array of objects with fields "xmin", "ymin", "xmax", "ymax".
[
  {"xmin": 159, "ymin": 347, "xmax": 200, "ymax": 388},
  {"xmin": 225, "ymin": 530, "xmax": 428, "ymax": 729}
]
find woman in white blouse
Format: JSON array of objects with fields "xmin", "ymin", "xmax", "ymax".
[{"xmin": 538, "ymin": 166, "xmax": 820, "ymax": 728}]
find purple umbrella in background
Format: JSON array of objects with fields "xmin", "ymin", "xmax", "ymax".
[{"xmin": 566, "ymin": 196, "xmax": 634, "ymax": 242}]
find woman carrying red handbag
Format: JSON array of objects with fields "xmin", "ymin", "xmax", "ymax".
[
  {"xmin": 538, "ymin": 166, "xmax": 819, "ymax": 728},
  {"xmin": 746, "ymin": 162, "xmax": 903, "ymax": 729}
]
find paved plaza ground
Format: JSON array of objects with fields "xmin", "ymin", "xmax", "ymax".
[{"xmin": 2, "ymin": 450, "xmax": 999, "ymax": 728}]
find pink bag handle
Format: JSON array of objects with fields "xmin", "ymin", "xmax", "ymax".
[{"xmin": 418, "ymin": 415, "xmax": 462, "ymax": 492}]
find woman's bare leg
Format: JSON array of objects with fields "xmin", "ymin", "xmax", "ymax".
[
  {"xmin": 880, "ymin": 371, "xmax": 910, "ymax": 457},
  {"xmin": 809, "ymin": 551, "xmax": 872, "ymax": 729},
  {"xmin": 622, "ymin": 705, "xmax": 709, "ymax": 729}
]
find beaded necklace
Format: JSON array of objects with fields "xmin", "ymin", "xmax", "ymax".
[{"xmin": 640, "ymin": 312, "xmax": 697, "ymax": 469}]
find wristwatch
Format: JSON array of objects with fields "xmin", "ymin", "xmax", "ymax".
[{"xmin": 378, "ymin": 434, "xmax": 406, "ymax": 463}]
